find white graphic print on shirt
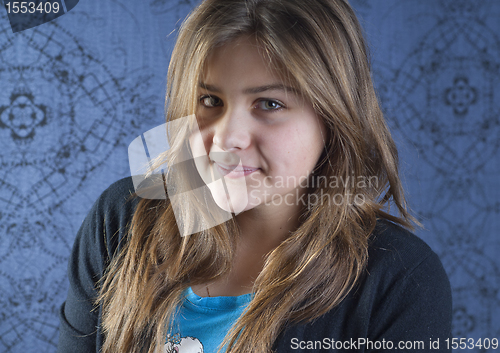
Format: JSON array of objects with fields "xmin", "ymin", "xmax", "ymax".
[{"xmin": 164, "ymin": 335, "xmax": 204, "ymax": 353}]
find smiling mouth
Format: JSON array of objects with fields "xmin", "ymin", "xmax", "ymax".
[{"xmin": 214, "ymin": 162, "xmax": 260, "ymax": 178}]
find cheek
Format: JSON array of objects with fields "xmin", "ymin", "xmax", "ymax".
[
  {"xmin": 264, "ymin": 124, "xmax": 324, "ymax": 174},
  {"xmin": 189, "ymin": 130, "xmax": 207, "ymax": 159},
  {"xmin": 201, "ymin": 130, "xmax": 214, "ymax": 155},
  {"xmin": 293, "ymin": 118, "xmax": 325, "ymax": 165},
  {"xmin": 189, "ymin": 127, "xmax": 217, "ymax": 160},
  {"xmin": 188, "ymin": 129, "xmax": 213, "ymax": 186}
]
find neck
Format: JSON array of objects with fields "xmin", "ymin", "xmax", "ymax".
[
  {"xmin": 235, "ymin": 202, "xmax": 302, "ymax": 246},
  {"xmin": 191, "ymin": 201, "xmax": 303, "ymax": 297}
]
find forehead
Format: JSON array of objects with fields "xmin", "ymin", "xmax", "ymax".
[
  {"xmin": 204, "ymin": 37, "xmax": 273, "ymax": 75},
  {"xmin": 201, "ymin": 36, "xmax": 299, "ymax": 89}
]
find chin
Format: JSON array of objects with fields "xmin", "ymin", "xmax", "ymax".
[{"xmin": 207, "ymin": 182, "xmax": 250, "ymax": 214}]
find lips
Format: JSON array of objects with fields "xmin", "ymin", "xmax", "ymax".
[{"xmin": 214, "ymin": 162, "xmax": 260, "ymax": 178}]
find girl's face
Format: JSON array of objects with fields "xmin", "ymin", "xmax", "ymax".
[{"xmin": 189, "ymin": 36, "xmax": 326, "ymax": 215}]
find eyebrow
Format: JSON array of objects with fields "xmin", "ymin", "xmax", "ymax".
[{"xmin": 199, "ymin": 82, "xmax": 298, "ymax": 95}]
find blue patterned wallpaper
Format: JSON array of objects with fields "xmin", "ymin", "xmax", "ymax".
[
  {"xmin": 353, "ymin": 0, "xmax": 500, "ymax": 345},
  {"xmin": 0, "ymin": 0, "xmax": 498, "ymax": 352}
]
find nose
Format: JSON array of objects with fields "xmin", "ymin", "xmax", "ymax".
[{"xmin": 212, "ymin": 107, "xmax": 252, "ymax": 151}]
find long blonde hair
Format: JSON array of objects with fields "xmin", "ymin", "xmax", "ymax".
[{"xmin": 98, "ymin": 0, "xmax": 416, "ymax": 352}]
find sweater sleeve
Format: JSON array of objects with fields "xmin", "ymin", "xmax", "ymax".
[
  {"xmin": 57, "ymin": 177, "xmax": 137, "ymax": 353},
  {"xmin": 367, "ymin": 250, "xmax": 453, "ymax": 352}
]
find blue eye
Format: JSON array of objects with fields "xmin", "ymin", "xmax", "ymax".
[
  {"xmin": 200, "ymin": 95, "xmax": 222, "ymax": 107},
  {"xmin": 257, "ymin": 99, "xmax": 284, "ymax": 111}
]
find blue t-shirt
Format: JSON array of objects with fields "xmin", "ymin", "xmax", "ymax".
[{"xmin": 165, "ymin": 287, "xmax": 253, "ymax": 353}]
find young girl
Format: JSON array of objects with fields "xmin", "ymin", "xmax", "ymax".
[{"xmin": 57, "ymin": 0, "xmax": 452, "ymax": 352}]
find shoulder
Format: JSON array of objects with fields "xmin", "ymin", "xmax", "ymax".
[
  {"xmin": 366, "ymin": 219, "xmax": 443, "ymax": 281},
  {"xmin": 95, "ymin": 176, "xmax": 138, "ymax": 210},
  {"xmin": 349, "ymin": 220, "xmax": 451, "ymax": 342},
  {"xmin": 93, "ymin": 176, "xmax": 139, "ymax": 235},
  {"xmin": 273, "ymin": 220, "xmax": 452, "ymax": 351},
  {"xmin": 92, "ymin": 176, "xmax": 140, "ymax": 229},
  {"xmin": 358, "ymin": 220, "xmax": 452, "ymax": 344},
  {"xmin": 57, "ymin": 177, "xmax": 141, "ymax": 351},
  {"xmin": 79, "ymin": 176, "xmax": 141, "ymax": 261},
  {"xmin": 95, "ymin": 174, "xmax": 171, "ymax": 256},
  {"xmin": 361, "ymin": 219, "xmax": 452, "ymax": 330},
  {"xmin": 361, "ymin": 219, "xmax": 451, "ymax": 310}
]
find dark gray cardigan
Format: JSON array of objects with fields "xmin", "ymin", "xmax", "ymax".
[{"xmin": 57, "ymin": 177, "xmax": 452, "ymax": 352}]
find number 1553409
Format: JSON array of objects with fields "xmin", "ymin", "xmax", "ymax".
[
  {"xmin": 445, "ymin": 338, "xmax": 498, "ymax": 350},
  {"xmin": 5, "ymin": 2, "xmax": 60, "ymax": 14}
]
